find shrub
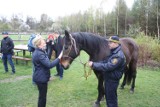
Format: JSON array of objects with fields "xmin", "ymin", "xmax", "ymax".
[{"xmin": 135, "ymin": 32, "xmax": 160, "ymax": 67}]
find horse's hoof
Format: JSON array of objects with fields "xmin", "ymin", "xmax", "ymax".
[
  {"xmin": 92, "ymin": 102, "xmax": 100, "ymax": 107},
  {"xmin": 130, "ymin": 89, "xmax": 134, "ymax": 94}
]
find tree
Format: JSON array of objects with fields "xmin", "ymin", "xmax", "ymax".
[
  {"xmin": 114, "ymin": 0, "xmax": 128, "ymax": 35},
  {"xmin": 19, "ymin": 23, "xmax": 30, "ymax": 32},
  {"xmin": 39, "ymin": 14, "xmax": 53, "ymax": 33},
  {"xmin": 156, "ymin": 0, "xmax": 160, "ymax": 39},
  {"xmin": 26, "ymin": 16, "xmax": 37, "ymax": 30},
  {"xmin": 0, "ymin": 17, "xmax": 11, "ymax": 31},
  {"xmin": 10, "ymin": 14, "xmax": 23, "ymax": 32}
]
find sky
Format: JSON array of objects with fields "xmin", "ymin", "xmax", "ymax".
[{"xmin": 0, "ymin": 0, "xmax": 134, "ymax": 21}]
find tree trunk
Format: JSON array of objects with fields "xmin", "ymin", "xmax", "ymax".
[
  {"xmin": 117, "ymin": 0, "xmax": 119, "ymax": 35},
  {"xmin": 125, "ymin": 9, "xmax": 127, "ymax": 36},
  {"xmin": 146, "ymin": 0, "xmax": 149, "ymax": 36},
  {"xmin": 157, "ymin": 0, "xmax": 160, "ymax": 40}
]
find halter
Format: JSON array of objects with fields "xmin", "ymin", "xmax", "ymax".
[
  {"xmin": 62, "ymin": 34, "xmax": 92, "ymax": 80},
  {"xmin": 62, "ymin": 34, "xmax": 78, "ymax": 59}
]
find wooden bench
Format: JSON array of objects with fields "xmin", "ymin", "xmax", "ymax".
[
  {"xmin": 0, "ymin": 53, "xmax": 31, "ymax": 65},
  {"xmin": 12, "ymin": 56, "xmax": 31, "ymax": 65},
  {"xmin": 14, "ymin": 50, "xmax": 22, "ymax": 56}
]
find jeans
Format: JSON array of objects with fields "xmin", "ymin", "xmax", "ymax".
[
  {"xmin": 56, "ymin": 63, "xmax": 64, "ymax": 77},
  {"xmin": 2, "ymin": 54, "xmax": 15, "ymax": 73},
  {"xmin": 37, "ymin": 83, "xmax": 48, "ymax": 107}
]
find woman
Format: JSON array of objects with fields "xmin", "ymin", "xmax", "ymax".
[{"xmin": 32, "ymin": 36, "xmax": 63, "ymax": 107}]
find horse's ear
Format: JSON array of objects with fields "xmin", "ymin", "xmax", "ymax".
[
  {"xmin": 65, "ymin": 30, "xmax": 71, "ymax": 40},
  {"xmin": 65, "ymin": 30, "xmax": 70, "ymax": 37}
]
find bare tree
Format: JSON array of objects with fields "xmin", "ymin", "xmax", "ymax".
[
  {"xmin": 157, "ymin": 0, "xmax": 160, "ymax": 39},
  {"xmin": 10, "ymin": 14, "xmax": 23, "ymax": 32},
  {"xmin": 117, "ymin": 0, "xmax": 119, "ymax": 35}
]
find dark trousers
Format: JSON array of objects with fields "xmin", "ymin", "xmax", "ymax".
[
  {"xmin": 37, "ymin": 83, "xmax": 48, "ymax": 107},
  {"xmin": 56, "ymin": 63, "xmax": 64, "ymax": 77},
  {"xmin": 47, "ymin": 44, "xmax": 52, "ymax": 60},
  {"xmin": 2, "ymin": 54, "xmax": 15, "ymax": 73},
  {"xmin": 105, "ymin": 80, "xmax": 119, "ymax": 107}
]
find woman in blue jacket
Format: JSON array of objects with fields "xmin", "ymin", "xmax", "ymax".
[{"xmin": 32, "ymin": 36, "xmax": 63, "ymax": 107}]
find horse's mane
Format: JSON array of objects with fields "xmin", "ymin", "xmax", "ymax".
[
  {"xmin": 70, "ymin": 32, "xmax": 109, "ymax": 60},
  {"xmin": 71, "ymin": 32, "xmax": 108, "ymax": 50}
]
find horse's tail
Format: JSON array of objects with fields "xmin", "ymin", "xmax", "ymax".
[
  {"xmin": 126, "ymin": 68, "xmax": 132, "ymax": 85},
  {"xmin": 126, "ymin": 60, "xmax": 137, "ymax": 85}
]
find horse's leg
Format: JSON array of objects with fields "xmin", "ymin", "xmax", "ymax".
[
  {"xmin": 47, "ymin": 45, "xmax": 52, "ymax": 60},
  {"xmin": 93, "ymin": 72, "xmax": 104, "ymax": 107},
  {"xmin": 120, "ymin": 66, "xmax": 128, "ymax": 89},
  {"xmin": 129, "ymin": 61, "xmax": 137, "ymax": 93}
]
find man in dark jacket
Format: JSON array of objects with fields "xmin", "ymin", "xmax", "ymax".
[
  {"xmin": 88, "ymin": 36, "xmax": 126, "ymax": 107},
  {"xmin": 0, "ymin": 31, "xmax": 15, "ymax": 74},
  {"xmin": 52, "ymin": 31, "xmax": 64, "ymax": 80},
  {"xmin": 32, "ymin": 36, "xmax": 63, "ymax": 107}
]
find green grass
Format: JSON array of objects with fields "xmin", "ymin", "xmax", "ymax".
[
  {"xmin": 0, "ymin": 52, "xmax": 160, "ymax": 107},
  {"xmin": 0, "ymin": 34, "xmax": 48, "ymax": 45}
]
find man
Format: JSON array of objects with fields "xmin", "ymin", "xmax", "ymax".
[
  {"xmin": 0, "ymin": 31, "xmax": 15, "ymax": 74},
  {"xmin": 52, "ymin": 31, "xmax": 64, "ymax": 80},
  {"xmin": 46, "ymin": 34, "xmax": 55, "ymax": 60},
  {"xmin": 88, "ymin": 36, "xmax": 126, "ymax": 107}
]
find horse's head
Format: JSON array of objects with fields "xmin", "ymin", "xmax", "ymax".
[{"xmin": 61, "ymin": 30, "xmax": 80, "ymax": 69}]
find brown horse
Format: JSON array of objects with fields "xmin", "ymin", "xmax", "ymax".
[{"xmin": 61, "ymin": 30, "xmax": 139, "ymax": 107}]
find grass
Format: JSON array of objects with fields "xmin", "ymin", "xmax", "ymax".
[
  {"xmin": 0, "ymin": 34, "xmax": 48, "ymax": 45},
  {"xmin": 0, "ymin": 52, "xmax": 160, "ymax": 107}
]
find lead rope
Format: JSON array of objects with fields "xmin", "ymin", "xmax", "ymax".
[
  {"xmin": 76, "ymin": 55, "xmax": 92, "ymax": 80},
  {"xmin": 83, "ymin": 62, "xmax": 92, "ymax": 80}
]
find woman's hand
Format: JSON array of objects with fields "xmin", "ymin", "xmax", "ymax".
[{"xmin": 58, "ymin": 51, "xmax": 63, "ymax": 59}]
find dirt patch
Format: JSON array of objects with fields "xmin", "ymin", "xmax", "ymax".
[{"xmin": 0, "ymin": 75, "xmax": 31, "ymax": 83}]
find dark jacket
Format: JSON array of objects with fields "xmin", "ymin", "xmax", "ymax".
[
  {"xmin": 32, "ymin": 48, "xmax": 60, "ymax": 83},
  {"xmin": 54, "ymin": 36, "xmax": 63, "ymax": 57},
  {"xmin": 92, "ymin": 45, "xmax": 126, "ymax": 82},
  {"xmin": 0, "ymin": 37, "xmax": 14, "ymax": 54}
]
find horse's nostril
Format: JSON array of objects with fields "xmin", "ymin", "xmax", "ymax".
[{"xmin": 61, "ymin": 65, "xmax": 69, "ymax": 70}]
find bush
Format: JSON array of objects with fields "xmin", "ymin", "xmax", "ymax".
[{"xmin": 135, "ymin": 32, "xmax": 160, "ymax": 67}]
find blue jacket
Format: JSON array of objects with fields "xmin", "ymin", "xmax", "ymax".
[
  {"xmin": 32, "ymin": 48, "xmax": 60, "ymax": 83},
  {"xmin": 92, "ymin": 45, "xmax": 126, "ymax": 82}
]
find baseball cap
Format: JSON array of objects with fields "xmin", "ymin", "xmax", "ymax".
[{"xmin": 2, "ymin": 31, "xmax": 8, "ymax": 35}]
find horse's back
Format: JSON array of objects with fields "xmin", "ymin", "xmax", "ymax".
[{"xmin": 120, "ymin": 38, "xmax": 139, "ymax": 64}]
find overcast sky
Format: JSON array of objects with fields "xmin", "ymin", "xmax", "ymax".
[{"xmin": 0, "ymin": 0, "xmax": 134, "ymax": 21}]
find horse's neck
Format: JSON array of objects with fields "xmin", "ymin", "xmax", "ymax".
[
  {"xmin": 78, "ymin": 40, "xmax": 94, "ymax": 56},
  {"xmin": 78, "ymin": 38, "xmax": 102, "ymax": 61},
  {"xmin": 74, "ymin": 33, "xmax": 110, "ymax": 61}
]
